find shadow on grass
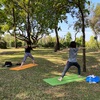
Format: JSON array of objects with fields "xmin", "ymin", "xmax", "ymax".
[
  {"xmin": 0, "ymin": 56, "xmax": 65, "ymax": 100},
  {"xmin": 0, "ymin": 49, "xmax": 100, "ymax": 100}
]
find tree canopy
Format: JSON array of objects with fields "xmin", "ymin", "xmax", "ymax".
[
  {"xmin": 0, "ymin": 0, "xmax": 90, "ymax": 43},
  {"xmin": 90, "ymin": 3, "xmax": 100, "ymax": 35},
  {"xmin": 0, "ymin": 0, "xmax": 91, "ymax": 71}
]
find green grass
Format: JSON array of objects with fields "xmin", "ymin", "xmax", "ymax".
[{"xmin": 0, "ymin": 48, "xmax": 100, "ymax": 100}]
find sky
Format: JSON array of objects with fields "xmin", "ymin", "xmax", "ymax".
[{"xmin": 51, "ymin": 0, "xmax": 100, "ymax": 41}]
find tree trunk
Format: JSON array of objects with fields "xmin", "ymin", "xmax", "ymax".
[
  {"xmin": 27, "ymin": 0, "xmax": 31, "ymax": 43},
  {"xmin": 54, "ymin": 26, "xmax": 60, "ymax": 52},
  {"xmin": 94, "ymin": 31, "xmax": 100, "ymax": 48},
  {"xmin": 82, "ymin": 23, "xmax": 86, "ymax": 72},
  {"xmin": 79, "ymin": 5, "xmax": 86, "ymax": 72},
  {"xmin": 27, "ymin": 13, "xmax": 31, "ymax": 43},
  {"xmin": 12, "ymin": 7, "xmax": 17, "ymax": 48}
]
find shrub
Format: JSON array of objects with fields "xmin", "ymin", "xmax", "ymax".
[{"xmin": 0, "ymin": 41, "xmax": 7, "ymax": 49}]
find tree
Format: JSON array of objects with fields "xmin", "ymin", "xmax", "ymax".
[
  {"xmin": 76, "ymin": 36, "xmax": 83, "ymax": 47},
  {"xmin": 86, "ymin": 36, "xmax": 98, "ymax": 49},
  {"xmin": 94, "ymin": 3, "xmax": 100, "ymax": 34},
  {"xmin": 0, "ymin": 0, "xmax": 51, "ymax": 45},
  {"xmin": 0, "ymin": 0, "xmax": 19, "ymax": 48},
  {"xmin": 0, "ymin": 1, "xmax": 8, "ymax": 36},
  {"xmin": 0, "ymin": 36, "xmax": 7, "ymax": 49},
  {"xmin": 38, "ymin": 0, "xmax": 71, "ymax": 52},
  {"xmin": 89, "ymin": 3, "xmax": 100, "ymax": 48},
  {"xmin": 0, "ymin": 0, "xmax": 90, "ymax": 65},
  {"xmin": 3, "ymin": 34, "xmax": 14, "ymax": 47},
  {"xmin": 65, "ymin": 32, "xmax": 72, "ymax": 46},
  {"xmin": 68, "ymin": 0, "xmax": 90, "ymax": 72}
]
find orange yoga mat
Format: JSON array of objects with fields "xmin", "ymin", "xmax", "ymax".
[{"xmin": 9, "ymin": 63, "xmax": 38, "ymax": 71}]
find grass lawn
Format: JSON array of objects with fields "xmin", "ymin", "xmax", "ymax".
[{"xmin": 0, "ymin": 48, "xmax": 100, "ymax": 100}]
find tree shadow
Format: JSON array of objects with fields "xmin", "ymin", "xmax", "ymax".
[{"xmin": 0, "ymin": 49, "xmax": 100, "ymax": 99}]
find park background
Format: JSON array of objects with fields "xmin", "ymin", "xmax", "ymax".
[{"xmin": 0, "ymin": 0, "xmax": 100, "ymax": 100}]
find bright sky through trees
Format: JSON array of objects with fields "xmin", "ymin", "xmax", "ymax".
[{"xmin": 51, "ymin": 0, "xmax": 99, "ymax": 41}]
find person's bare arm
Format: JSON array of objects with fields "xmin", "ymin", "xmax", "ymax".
[
  {"xmin": 58, "ymin": 47, "xmax": 70, "ymax": 53},
  {"xmin": 78, "ymin": 47, "xmax": 86, "ymax": 50},
  {"xmin": 31, "ymin": 45, "xmax": 38, "ymax": 48}
]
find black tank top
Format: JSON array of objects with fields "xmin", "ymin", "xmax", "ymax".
[{"xmin": 25, "ymin": 46, "xmax": 32, "ymax": 53}]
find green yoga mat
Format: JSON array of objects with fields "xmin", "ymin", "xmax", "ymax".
[{"xmin": 43, "ymin": 74, "xmax": 86, "ymax": 86}]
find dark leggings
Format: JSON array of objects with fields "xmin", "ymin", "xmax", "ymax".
[
  {"xmin": 61, "ymin": 61, "xmax": 81, "ymax": 78},
  {"xmin": 22, "ymin": 53, "xmax": 34, "ymax": 62}
]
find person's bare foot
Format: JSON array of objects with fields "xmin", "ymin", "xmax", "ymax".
[
  {"xmin": 20, "ymin": 65, "xmax": 23, "ymax": 68},
  {"xmin": 58, "ymin": 77, "xmax": 63, "ymax": 81},
  {"xmin": 20, "ymin": 62, "xmax": 24, "ymax": 67},
  {"xmin": 78, "ymin": 75, "xmax": 82, "ymax": 77},
  {"xmin": 32, "ymin": 60, "xmax": 35, "ymax": 64}
]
